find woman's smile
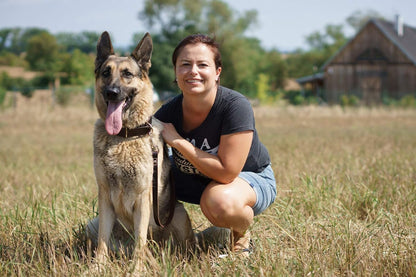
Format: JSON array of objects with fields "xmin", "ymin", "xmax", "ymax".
[
  {"xmin": 175, "ymin": 43, "xmax": 221, "ymax": 96},
  {"xmin": 187, "ymin": 78, "xmax": 202, "ymax": 82}
]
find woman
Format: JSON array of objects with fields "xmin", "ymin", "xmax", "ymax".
[{"xmin": 155, "ymin": 34, "xmax": 277, "ymax": 255}]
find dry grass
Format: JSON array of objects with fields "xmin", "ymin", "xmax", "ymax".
[{"xmin": 1, "ymin": 100, "xmax": 415, "ymax": 276}]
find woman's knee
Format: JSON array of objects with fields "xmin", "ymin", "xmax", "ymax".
[
  {"xmin": 201, "ymin": 184, "xmax": 235, "ymax": 218},
  {"xmin": 201, "ymin": 185, "xmax": 232, "ymax": 212}
]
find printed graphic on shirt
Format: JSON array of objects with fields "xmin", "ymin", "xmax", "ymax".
[
  {"xmin": 173, "ymin": 148, "xmax": 202, "ymax": 175},
  {"xmin": 173, "ymin": 137, "xmax": 218, "ymax": 176}
]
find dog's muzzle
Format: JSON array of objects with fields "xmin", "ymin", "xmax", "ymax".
[{"xmin": 104, "ymin": 87, "xmax": 122, "ymax": 102}]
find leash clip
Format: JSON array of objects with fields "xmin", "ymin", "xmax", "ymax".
[
  {"xmin": 152, "ymin": 145, "xmax": 159, "ymax": 165},
  {"xmin": 146, "ymin": 121, "xmax": 153, "ymax": 135}
]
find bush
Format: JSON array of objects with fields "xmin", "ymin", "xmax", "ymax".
[
  {"xmin": 0, "ymin": 86, "xmax": 6, "ymax": 106},
  {"xmin": 0, "ymin": 71, "xmax": 13, "ymax": 90},
  {"xmin": 292, "ymin": 94, "xmax": 305, "ymax": 105},
  {"xmin": 399, "ymin": 94, "xmax": 416, "ymax": 108},
  {"xmin": 382, "ymin": 94, "xmax": 398, "ymax": 106},
  {"xmin": 283, "ymin": 90, "xmax": 304, "ymax": 105},
  {"xmin": 282, "ymin": 90, "xmax": 321, "ymax": 106},
  {"xmin": 304, "ymin": 96, "xmax": 319, "ymax": 105},
  {"xmin": 54, "ymin": 86, "xmax": 85, "ymax": 106},
  {"xmin": 55, "ymin": 87, "xmax": 73, "ymax": 106},
  {"xmin": 349, "ymin": 95, "xmax": 359, "ymax": 106},
  {"xmin": 0, "ymin": 72, "xmax": 35, "ymax": 97},
  {"xmin": 20, "ymin": 84, "xmax": 34, "ymax": 98},
  {"xmin": 340, "ymin": 94, "xmax": 359, "ymax": 107},
  {"xmin": 0, "ymin": 51, "xmax": 28, "ymax": 67},
  {"xmin": 31, "ymin": 74, "xmax": 54, "ymax": 88},
  {"xmin": 381, "ymin": 94, "xmax": 416, "ymax": 108}
]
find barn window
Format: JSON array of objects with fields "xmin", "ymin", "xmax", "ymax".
[{"xmin": 356, "ymin": 48, "xmax": 389, "ymax": 62}]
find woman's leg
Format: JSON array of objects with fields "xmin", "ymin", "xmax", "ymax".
[{"xmin": 199, "ymin": 177, "xmax": 256, "ymax": 251}]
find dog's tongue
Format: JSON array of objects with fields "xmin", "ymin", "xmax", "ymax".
[{"xmin": 105, "ymin": 101, "xmax": 125, "ymax": 135}]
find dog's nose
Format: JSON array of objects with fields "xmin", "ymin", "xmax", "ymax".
[{"xmin": 105, "ymin": 87, "xmax": 121, "ymax": 101}]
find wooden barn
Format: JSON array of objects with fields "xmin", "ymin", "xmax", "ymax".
[{"xmin": 298, "ymin": 16, "xmax": 416, "ymax": 105}]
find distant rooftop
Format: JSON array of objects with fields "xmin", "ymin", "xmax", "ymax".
[
  {"xmin": 372, "ymin": 18, "xmax": 416, "ymax": 65},
  {"xmin": 322, "ymin": 17, "xmax": 416, "ymax": 70}
]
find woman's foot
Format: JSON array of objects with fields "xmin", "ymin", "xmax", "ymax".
[{"xmin": 231, "ymin": 230, "xmax": 251, "ymax": 257}]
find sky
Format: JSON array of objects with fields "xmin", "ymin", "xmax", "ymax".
[{"xmin": 0, "ymin": 0, "xmax": 415, "ymax": 52}]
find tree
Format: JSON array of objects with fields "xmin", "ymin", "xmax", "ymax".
[
  {"xmin": 25, "ymin": 31, "xmax": 60, "ymax": 72},
  {"xmin": 286, "ymin": 23, "xmax": 347, "ymax": 78},
  {"xmin": 305, "ymin": 24, "xmax": 346, "ymax": 53},
  {"xmin": 0, "ymin": 51, "xmax": 28, "ymax": 67},
  {"xmin": 255, "ymin": 73, "xmax": 269, "ymax": 103},
  {"xmin": 346, "ymin": 10, "xmax": 384, "ymax": 31},
  {"xmin": 260, "ymin": 50, "xmax": 287, "ymax": 91},
  {"xmin": 56, "ymin": 31, "xmax": 100, "ymax": 53},
  {"xmin": 0, "ymin": 28, "xmax": 48, "ymax": 54},
  {"xmin": 138, "ymin": 0, "xmax": 261, "ymax": 95},
  {"xmin": 140, "ymin": 0, "xmax": 204, "ymax": 36},
  {"xmin": 219, "ymin": 36, "xmax": 263, "ymax": 97},
  {"xmin": 60, "ymin": 49, "xmax": 95, "ymax": 85},
  {"xmin": 286, "ymin": 49, "xmax": 325, "ymax": 78},
  {"xmin": 0, "ymin": 28, "xmax": 13, "ymax": 52}
]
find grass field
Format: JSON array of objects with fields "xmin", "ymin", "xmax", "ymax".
[{"xmin": 0, "ymin": 99, "xmax": 415, "ymax": 276}]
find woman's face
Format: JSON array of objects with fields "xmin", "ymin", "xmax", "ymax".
[{"xmin": 175, "ymin": 43, "xmax": 221, "ymax": 96}]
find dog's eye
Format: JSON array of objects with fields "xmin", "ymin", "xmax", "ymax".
[
  {"xmin": 122, "ymin": 70, "xmax": 134, "ymax": 78},
  {"xmin": 102, "ymin": 67, "xmax": 111, "ymax": 78}
]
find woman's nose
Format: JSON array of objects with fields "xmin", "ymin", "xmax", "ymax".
[{"xmin": 190, "ymin": 64, "xmax": 198, "ymax": 75}]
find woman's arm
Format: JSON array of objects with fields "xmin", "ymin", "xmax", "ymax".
[{"xmin": 161, "ymin": 122, "xmax": 253, "ymax": 184}]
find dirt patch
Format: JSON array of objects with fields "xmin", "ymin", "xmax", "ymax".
[
  {"xmin": 284, "ymin": 78, "xmax": 301, "ymax": 91},
  {"xmin": 0, "ymin": 66, "xmax": 40, "ymax": 80}
]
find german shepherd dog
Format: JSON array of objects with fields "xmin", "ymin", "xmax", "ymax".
[{"xmin": 92, "ymin": 32, "xmax": 194, "ymax": 264}]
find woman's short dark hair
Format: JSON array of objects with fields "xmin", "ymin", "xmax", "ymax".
[{"xmin": 172, "ymin": 34, "xmax": 222, "ymax": 70}]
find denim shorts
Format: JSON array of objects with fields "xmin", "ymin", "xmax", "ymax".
[
  {"xmin": 239, "ymin": 164, "xmax": 277, "ymax": 215},
  {"xmin": 172, "ymin": 163, "xmax": 277, "ymax": 216}
]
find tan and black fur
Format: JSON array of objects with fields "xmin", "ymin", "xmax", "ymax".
[{"xmin": 93, "ymin": 31, "xmax": 194, "ymax": 263}]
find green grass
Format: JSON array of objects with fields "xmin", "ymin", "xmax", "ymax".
[{"xmin": 1, "ymin": 102, "xmax": 415, "ymax": 276}]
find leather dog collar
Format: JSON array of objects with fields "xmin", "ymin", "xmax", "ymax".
[{"xmin": 117, "ymin": 118, "xmax": 153, "ymax": 138}]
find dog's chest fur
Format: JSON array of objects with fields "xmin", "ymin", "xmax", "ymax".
[{"xmin": 93, "ymin": 120, "xmax": 156, "ymax": 225}]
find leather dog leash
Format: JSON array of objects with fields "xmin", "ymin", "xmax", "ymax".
[
  {"xmin": 151, "ymin": 146, "xmax": 176, "ymax": 228},
  {"xmin": 116, "ymin": 118, "xmax": 175, "ymax": 228}
]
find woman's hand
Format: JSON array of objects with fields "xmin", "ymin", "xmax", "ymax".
[{"xmin": 160, "ymin": 122, "xmax": 183, "ymax": 147}]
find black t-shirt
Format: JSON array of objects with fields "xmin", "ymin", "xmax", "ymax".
[{"xmin": 154, "ymin": 86, "xmax": 270, "ymax": 176}]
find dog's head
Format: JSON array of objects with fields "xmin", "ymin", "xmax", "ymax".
[{"xmin": 94, "ymin": 31, "xmax": 154, "ymax": 135}]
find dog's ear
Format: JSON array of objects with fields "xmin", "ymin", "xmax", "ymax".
[
  {"xmin": 95, "ymin": 31, "xmax": 115, "ymax": 73},
  {"xmin": 131, "ymin": 32, "xmax": 153, "ymax": 73}
]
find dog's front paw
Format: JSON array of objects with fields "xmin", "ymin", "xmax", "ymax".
[
  {"xmin": 89, "ymin": 251, "xmax": 109, "ymax": 274},
  {"xmin": 87, "ymin": 259, "xmax": 107, "ymax": 276}
]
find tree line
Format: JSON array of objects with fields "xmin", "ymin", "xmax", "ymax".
[{"xmin": 0, "ymin": 0, "xmax": 381, "ymax": 106}]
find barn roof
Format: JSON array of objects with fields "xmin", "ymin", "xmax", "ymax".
[
  {"xmin": 374, "ymin": 18, "xmax": 416, "ymax": 65},
  {"xmin": 296, "ymin": 72, "xmax": 324, "ymax": 85},
  {"xmin": 322, "ymin": 17, "xmax": 416, "ymax": 70}
]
